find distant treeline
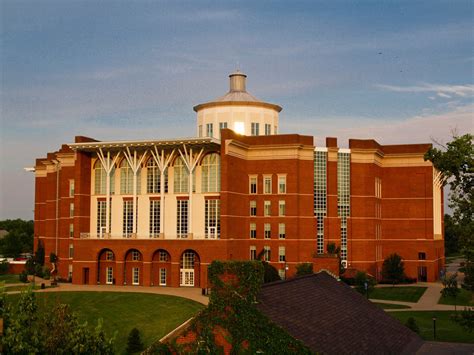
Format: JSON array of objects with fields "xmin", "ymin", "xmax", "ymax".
[{"xmin": 0, "ymin": 219, "xmax": 34, "ymax": 257}]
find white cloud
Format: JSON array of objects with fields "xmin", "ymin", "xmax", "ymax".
[{"xmin": 376, "ymin": 83, "xmax": 474, "ymax": 98}]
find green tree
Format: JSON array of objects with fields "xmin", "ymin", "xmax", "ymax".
[
  {"xmin": 295, "ymin": 263, "xmax": 314, "ymax": 276},
  {"xmin": 126, "ymin": 328, "xmax": 144, "ymax": 353},
  {"xmin": 0, "ymin": 219, "xmax": 34, "ymax": 257},
  {"xmin": 444, "ymin": 214, "xmax": 460, "ymax": 255},
  {"xmin": 381, "ymin": 253, "xmax": 405, "ymax": 284},
  {"xmin": 441, "ymin": 272, "xmax": 461, "ymax": 311},
  {"xmin": 424, "ymin": 133, "xmax": 473, "ymax": 289},
  {"xmin": 452, "ymin": 307, "xmax": 474, "ymax": 333}
]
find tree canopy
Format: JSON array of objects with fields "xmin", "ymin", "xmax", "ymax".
[{"xmin": 0, "ymin": 219, "xmax": 34, "ymax": 257}]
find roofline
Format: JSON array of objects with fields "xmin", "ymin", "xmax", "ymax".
[
  {"xmin": 68, "ymin": 137, "xmax": 221, "ymax": 151},
  {"xmin": 193, "ymin": 100, "xmax": 283, "ymax": 113}
]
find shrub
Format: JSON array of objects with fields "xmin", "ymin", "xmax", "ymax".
[
  {"xmin": 327, "ymin": 243, "xmax": 337, "ymax": 254},
  {"xmin": 25, "ymin": 258, "xmax": 35, "ymax": 275},
  {"xmin": 295, "ymin": 263, "xmax": 313, "ymax": 276},
  {"xmin": 263, "ymin": 262, "xmax": 281, "ymax": 283},
  {"xmin": 0, "ymin": 260, "xmax": 9, "ymax": 274},
  {"xmin": 126, "ymin": 328, "xmax": 144, "ymax": 353},
  {"xmin": 381, "ymin": 253, "xmax": 405, "ymax": 284},
  {"xmin": 43, "ymin": 268, "xmax": 51, "ymax": 280},
  {"xmin": 34, "ymin": 264, "xmax": 44, "ymax": 278},
  {"xmin": 354, "ymin": 271, "xmax": 376, "ymax": 295},
  {"xmin": 19, "ymin": 270, "xmax": 28, "ymax": 283},
  {"xmin": 405, "ymin": 317, "xmax": 420, "ymax": 334}
]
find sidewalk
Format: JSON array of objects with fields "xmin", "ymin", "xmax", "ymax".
[{"xmin": 371, "ymin": 282, "xmax": 472, "ymax": 312}]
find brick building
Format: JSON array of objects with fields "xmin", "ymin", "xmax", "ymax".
[{"xmin": 32, "ymin": 71, "xmax": 444, "ymax": 287}]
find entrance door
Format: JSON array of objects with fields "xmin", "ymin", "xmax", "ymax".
[
  {"xmin": 418, "ymin": 266, "xmax": 427, "ymax": 282},
  {"xmin": 180, "ymin": 269, "xmax": 194, "ymax": 286},
  {"xmin": 83, "ymin": 268, "xmax": 90, "ymax": 284}
]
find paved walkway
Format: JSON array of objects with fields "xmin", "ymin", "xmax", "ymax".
[
  {"xmin": 371, "ymin": 282, "xmax": 472, "ymax": 312},
  {"xmin": 6, "ymin": 278, "xmax": 209, "ymax": 305}
]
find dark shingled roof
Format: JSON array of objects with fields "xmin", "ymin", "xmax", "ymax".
[{"xmin": 257, "ymin": 272, "xmax": 423, "ymax": 355}]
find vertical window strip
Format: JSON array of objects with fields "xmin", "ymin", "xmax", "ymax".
[
  {"xmin": 202, "ymin": 154, "xmax": 220, "ymax": 193},
  {"xmin": 123, "ymin": 200, "xmax": 133, "ymax": 237},
  {"xmin": 177, "ymin": 200, "xmax": 189, "ymax": 237},
  {"xmin": 314, "ymin": 150, "xmax": 327, "ymax": 254},
  {"xmin": 337, "ymin": 152, "xmax": 351, "ymax": 261},
  {"xmin": 97, "ymin": 200, "xmax": 106, "ymax": 235},
  {"xmin": 149, "ymin": 200, "xmax": 160, "ymax": 237},
  {"xmin": 205, "ymin": 199, "xmax": 220, "ymax": 238},
  {"xmin": 174, "ymin": 158, "xmax": 189, "ymax": 193}
]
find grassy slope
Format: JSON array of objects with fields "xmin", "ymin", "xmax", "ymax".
[
  {"xmin": 438, "ymin": 288, "xmax": 474, "ymax": 306},
  {"xmin": 10, "ymin": 292, "xmax": 204, "ymax": 353},
  {"xmin": 370, "ymin": 286, "xmax": 427, "ymax": 302},
  {"xmin": 390, "ymin": 311, "xmax": 474, "ymax": 343}
]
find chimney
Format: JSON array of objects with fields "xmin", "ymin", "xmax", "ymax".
[{"xmin": 229, "ymin": 70, "xmax": 247, "ymax": 92}]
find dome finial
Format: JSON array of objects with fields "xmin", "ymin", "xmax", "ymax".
[{"xmin": 229, "ymin": 70, "xmax": 247, "ymax": 92}]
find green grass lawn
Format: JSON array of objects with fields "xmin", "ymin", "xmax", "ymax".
[
  {"xmin": 4, "ymin": 284, "xmax": 40, "ymax": 292},
  {"xmin": 370, "ymin": 286, "xmax": 427, "ymax": 302},
  {"xmin": 438, "ymin": 288, "xmax": 474, "ymax": 306},
  {"xmin": 0, "ymin": 274, "xmax": 22, "ymax": 284},
  {"xmin": 9, "ymin": 292, "xmax": 204, "ymax": 353},
  {"xmin": 390, "ymin": 311, "xmax": 474, "ymax": 343},
  {"xmin": 371, "ymin": 301, "xmax": 411, "ymax": 310}
]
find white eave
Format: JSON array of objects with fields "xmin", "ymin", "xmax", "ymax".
[{"xmin": 68, "ymin": 137, "xmax": 221, "ymax": 152}]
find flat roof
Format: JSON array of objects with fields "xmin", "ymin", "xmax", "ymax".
[{"xmin": 68, "ymin": 137, "xmax": 221, "ymax": 152}]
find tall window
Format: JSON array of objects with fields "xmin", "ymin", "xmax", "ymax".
[
  {"xmin": 264, "ymin": 223, "xmax": 271, "ymax": 239},
  {"xmin": 338, "ymin": 151, "xmax": 351, "ymax": 262},
  {"xmin": 106, "ymin": 267, "xmax": 113, "ymax": 284},
  {"xmin": 69, "ymin": 244, "xmax": 74, "ymax": 258},
  {"xmin": 205, "ymin": 199, "xmax": 220, "ymax": 238},
  {"xmin": 149, "ymin": 200, "xmax": 160, "ymax": 237},
  {"xmin": 251, "ymin": 122, "xmax": 259, "ymax": 136},
  {"xmin": 279, "ymin": 223, "xmax": 286, "ymax": 239},
  {"xmin": 279, "ymin": 200, "xmax": 286, "ymax": 216},
  {"xmin": 264, "ymin": 201, "xmax": 271, "ymax": 216},
  {"xmin": 250, "ymin": 246, "xmax": 257, "ymax": 260},
  {"xmin": 174, "ymin": 157, "xmax": 189, "ymax": 193},
  {"xmin": 250, "ymin": 201, "xmax": 257, "ymax": 216},
  {"xmin": 159, "ymin": 268, "xmax": 167, "ymax": 286},
  {"xmin": 264, "ymin": 176, "xmax": 272, "ymax": 194},
  {"xmin": 201, "ymin": 154, "xmax": 220, "ymax": 192},
  {"xmin": 279, "ymin": 246, "xmax": 286, "ymax": 262},
  {"xmin": 147, "ymin": 159, "xmax": 168, "ymax": 194},
  {"xmin": 123, "ymin": 200, "xmax": 133, "ymax": 237},
  {"xmin": 177, "ymin": 200, "xmax": 188, "ymax": 237},
  {"xmin": 69, "ymin": 223, "xmax": 74, "ymax": 238},
  {"xmin": 97, "ymin": 200, "xmax": 107, "ymax": 235},
  {"xmin": 132, "ymin": 267, "xmax": 139, "ymax": 285},
  {"xmin": 265, "ymin": 124, "xmax": 271, "ymax": 136},
  {"xmin": 250, "ymin": 223, "xmax": 256, "ymax": 239},
  {"xmin": 94, "ymin": 160, "xmax": 115, "ymax": 195},
  {"xmin": 263, "ymin": 246, "xmax": 271, "ymax": 262},
  {"xmin": 206, "ymin": 123, "xmax": 213, "ymax": 137},
  {"xmin": 120, "ymin": 159, "xmax": 140, "ymax": 195},
  {"xmin": 249, "ymin": 176, "xmax": 257, "ymax": 194},
  {"xmin": 278, "ymin": 175, "xmax": 287, "ymax": 194},
  {"xmin": 69, "ymin": 203, "xmax": 74, "ymax": 217},
  {"xmin": 314, "ymin": 150, "xmax": 327, "ymax": 254},
  {"xmin": 69, "ymin": 180, "xmax": 75, "ymax": 197}
]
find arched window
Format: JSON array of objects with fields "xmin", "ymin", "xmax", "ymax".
[
  {"xmin": 180, "ymin": 251, "xmax": 195, "ymax": 269},
  {"xmin": 146, "ymin": 159, "xmax": 168, "ymax": 194},
  {"xmin": 94, "ymin": 160, "xmax": 115, "ymax": 195},
  {"xmin": 201, "ymin": 153, "xmax": 220, "ymax": 193},
  {"xmin": 120, "ymin": 159, "xmax": 140, "ymax": 194},
  {"xmin": 173, "ymin": 157, "xmax": 189, "ymax": 193}
]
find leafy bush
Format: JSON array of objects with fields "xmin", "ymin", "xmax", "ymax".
[
  {"xmin": 43, "ymin": 268, "xmax": 51, "ymax": 280},
  {"xmin": 19, "ymin": 270, "xmax": 28, "ymax": 283},
  {"xmin": 0, "ymin": 261, "xmax": 9, "ymax": 275},
  {"xmin": 127, "ymin": 328, "xmax": 144, "ymax": 353},
  {"xmin": 327, "ymin": 243, "xmax": 337, "ymax": 254},
  {"xmin": 381, "ymin": 253, "xmax": 405, "ymax": 284},
  {"xmin": 405, "ymin": 317, "xmax": 420, "ymax": 334},
  {"xmin": 295, "ymin": 263, "xmax": 313, "ymax": 276},
  {"xmin": 34, "ymin": 264, "xmax": 44, "ymax": 278},
  {"xmin": 263, "ymin": 262, "xmax": 281, "ymax": 283}
]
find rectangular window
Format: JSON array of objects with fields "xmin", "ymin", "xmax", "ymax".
[
  {"xmin": 279, "ymin": 223, "xmax": 286, "ymax": 239},
  {"xmin": 205, "ymin": 199, "xmax": 220, "ymax": 238},
  {"xmin": 177, "ymin": 200, "xmax": 189, "ymax": 238},
  {"xmin": 250, "ymin": 223, "xmax": 256, "ymax": 239},
  {"xmin": 159, "ymin": 268, "xmax": 167, "ymax": 286},
  {"xmin": 206, "ymin": 123, "xmax": 213, "ymax": 137},
  {"xmin": 219, "ymin": 122, "xmax": 228, "ymax": 134},
  {"xmin": 279, "ymin": 200, "xmax": 286, "ymax": 216},
  {"xmin": 314, "ymin": 149, "xmax": 328, "ymax": 254},
  {"xmin": 264, "ymin": 201, "xmax": 271, "ymax": 216},
  {"xmin": 132, "ymin": 267, "xmax": 139, "ymax": 285},
  {"xmin": 251, "ymin": 122, "xmax": 259, "ymax": 136},
  {"xmin": 149, "ymin": 200, "xmax": 160, "ymax": 237},
  {"xmin": 68, "ymin": 264, "xmax": 73, "ymax": 280},
  {"xmin": 264, "ymin": 223, "xmax": 271, "ymax": 239},
  {"xmin": 265, "ymin": 124, "xmax": 271, "ymax": 136},
  {"xmin": 97, "ymin": 200, "xmax": 107, "ymax": 235},
  {"xmin": 69, "ymin": 223, "xmax": 74, "ymax": 238},
  {"xmin": 249, "ymin": 176, "xmax": 257, "ymax": 194},
  {"xmin": 278, "ymin": 175, "xmax": 287, "ymax": 194},
  {"xmin": 264, "ymin": 246, "xmax": 271, "ymax": 262},
  {"xmin": 250, "ymin": 246, "xmax": 257, "ymax": 260},
  {"xmin": 69, "ymin": 244, "xmax": 74, "ymax": 258},
  {"xmin": 123, "ymin": 200, "xmax": 133, "ymax": 237},
  {"xmin": 279, "ymin": 246, "xmax": 286, "ymax": 262},
  {"xmin": 264, "ymin": 176, "xmax": 272, "ymax": 194},
  {"xmin": 250, "ymin": 201, "xmax": 257, "ymax": 216},
  {"xmin": 106, "ymin": 251, "xmax": 114, "ymax": 261},
  {"xmin": 132, "ymin": 250, "xmax": 140, "ymax": 261},
  {"xmin": 338, "ymin": 151, "xmax": 351, "ymax": 261},
  {"xmin": 69, "ymin": 203, "xmax": 74, "ymax": 217},
  {"xmin": 106, "ymin": 267, "xmax": 113, "ymax": 284},
  {"xmin": 69, "ymin": 180, "xmax": 75, "ymax": 197},
  {"xmin": 418, "ymin": 252, "xmax": 426, "ymax": 260},
  {"xmin": 198, "ymin": 125, "xmax": 202, "ymax": 137}
]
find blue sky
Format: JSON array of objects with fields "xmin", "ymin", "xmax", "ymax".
[{"xmin": 1, "ymin": 0, "xmax": 473, "ymax": 219}]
